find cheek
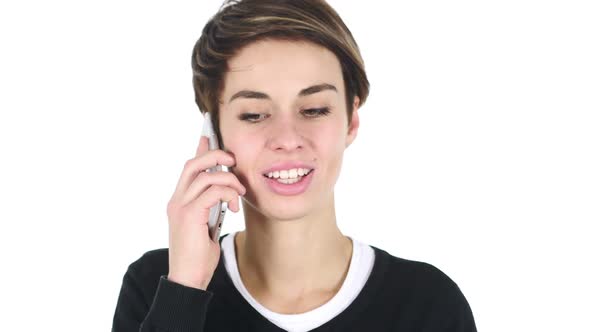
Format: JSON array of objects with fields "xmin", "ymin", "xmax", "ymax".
[
  {"xmin": 314, "ymin": 120, "xmax": 347, "ymax": 147},
  {"xmin": 313, "ymin": 123, "xmax": 347, "ymax": 178},
  {"xmin": 222, "ymin": 134, "xmax": 258, "ymax": 182}
]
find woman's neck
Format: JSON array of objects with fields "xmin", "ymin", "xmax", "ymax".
[{"xmin": 235, "ymin": 201, "xmax": 353, "ymax": 308}]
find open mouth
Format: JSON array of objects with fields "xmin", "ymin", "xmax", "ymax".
[{"xmin": 263, "ymin": 169, "xmax": 314, "ymax": 184}]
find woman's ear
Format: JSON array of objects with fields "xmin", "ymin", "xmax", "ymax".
[{"xmin": 345, "ymin": 96, "xmax": 360, "ymax": 148}]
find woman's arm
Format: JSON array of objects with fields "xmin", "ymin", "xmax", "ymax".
[{"xmin": 111, "ymin": 264, "xmax": 214, "ymax": 331}]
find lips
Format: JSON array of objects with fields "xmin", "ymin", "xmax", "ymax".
[{"xmin": 262, "ymin": 168, "xmax": 315, "ymax": 195}]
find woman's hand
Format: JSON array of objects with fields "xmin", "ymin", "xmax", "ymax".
[{"xmin": 166, "ymin": 136, "xmax": 246, "ymax": 290}]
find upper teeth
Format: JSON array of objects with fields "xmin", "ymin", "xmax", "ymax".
[{"xmin": 265, "ymin": 168, "xmax": 311, "ymax": 179}]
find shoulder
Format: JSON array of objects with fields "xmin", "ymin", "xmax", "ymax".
[
  {"xmin": 128, "ymin": 247, "xmax": 169, "ymax": 276},
  {"xmin": 374, "ymin": 245, "xmax": 455, "ymax": 283},
  {"xmin": 370, "ymin": 245, "xmax": 477, "ymax": 330},
  {"xmin": 371, "ymin": 244, "xmax": 470, "ymax": 305}
]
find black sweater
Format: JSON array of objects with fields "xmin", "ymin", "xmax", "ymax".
[{"xmin": 112, "ymin": 233, "xmax": 477, "ymax": 331}]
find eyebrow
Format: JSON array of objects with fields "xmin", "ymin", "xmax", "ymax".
[{"xmin": 228, "ymin": 83, "xmax": 337, "ymax": 104}]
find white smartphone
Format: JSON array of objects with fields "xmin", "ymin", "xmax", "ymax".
[{"xmin": 201, "ymin": 112, "xmax": 228, "ymax": 243}]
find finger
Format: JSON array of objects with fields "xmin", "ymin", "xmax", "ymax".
[
  {"xmin": 230, "ymin": 197, "xmax": 240, "ymax": 213},
  {"xmin": 196, "ymin": 135, "xmax": 209, "ymax": 157},
  {"xmin": 186, "ymin": 185, "xmax": 240, "ymax": 223},
  {"xmin": 182, "ymin": 171, "xmax": 246, "ymax": 206},
  {"xmin": 170, "ymin": 136, "xmax": 210, "ymax": 197},
  {"xmin": 227, "ymin": 198, "xmax": 237, "ymax": 213},
  {"xmin": 173, "ymin": 150, "xmax": 236, "ymax": 198}
]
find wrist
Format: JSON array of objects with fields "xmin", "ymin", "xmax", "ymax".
[{"xmin": 167, "ymin": 273, "xmax": 209, "ymax": 290}]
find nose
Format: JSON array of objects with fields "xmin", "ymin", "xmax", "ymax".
[{"xmin": 266, "ymin": 116, "xmax": 305, "ymax": 152}]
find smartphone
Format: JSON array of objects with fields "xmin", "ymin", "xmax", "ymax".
[{"xmin": 201, "ymin": 112, "xmax": 228, "ymax": 243}]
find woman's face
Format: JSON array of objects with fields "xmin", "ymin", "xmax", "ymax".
[{"xmin": 218, "ymin": 39, "xmax": 359, "ymax": 220}]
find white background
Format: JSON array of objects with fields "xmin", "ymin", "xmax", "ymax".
[{"xmin": 1, "ymin": 0, "xmax": 588, "ymax": 331}]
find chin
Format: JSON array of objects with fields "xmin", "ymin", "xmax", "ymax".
[
  {"xmin": 243, "ymin": 195, "xmax": 316, "ymax": 222},
  {"xmin": 265, "ymin": 199, "xmax": 315, "ymax": 221},
  {"xmin": 269, "ymin": 211, "xmax": 310, "ymax": 222}
]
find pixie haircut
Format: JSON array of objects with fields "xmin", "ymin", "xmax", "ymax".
[{"xmin": 191, "ymin": 0, "xmax": 370, "ymax": 149}]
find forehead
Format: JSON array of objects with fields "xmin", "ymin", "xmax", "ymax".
[{"xmin": 222, "ymin": 39, "xmax": 343, "ymax": 103}]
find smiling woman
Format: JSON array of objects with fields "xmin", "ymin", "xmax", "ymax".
[{"xmin": 112, "ymin": 1, "xmax": 478, "ymax": 331}]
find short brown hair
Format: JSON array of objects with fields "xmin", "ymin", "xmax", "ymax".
[{"xmin": 191, "ymin": 0, "xmax": 370, "ymax": 149}]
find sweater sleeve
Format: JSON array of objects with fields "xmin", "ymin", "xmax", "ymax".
[{"xmin": 112, "ymin": 265, "xmax": 214, "ymax": 332}]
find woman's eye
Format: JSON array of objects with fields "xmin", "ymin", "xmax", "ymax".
[
  {"xmin": 239, "ymin": 113, "xmax": 267, "ymax": 122},
  {"xmin": 238, "ymin": 108, "xmax": 331, "ymax": 123},
  {"xmin": 302, "ymin": 107, "xmax": 331, "ymax": 117}
]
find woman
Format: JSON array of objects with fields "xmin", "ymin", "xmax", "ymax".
[{"xmin": 112, "ymin": 0, "xmax": 478, "ymax": 331}]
